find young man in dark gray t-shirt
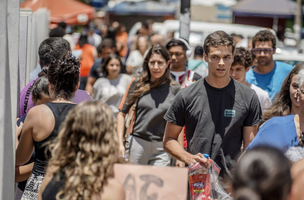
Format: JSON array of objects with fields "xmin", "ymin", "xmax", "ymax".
[{"xmin": 163, "ymin": 31, "xmax": 262, "ymax": 178}]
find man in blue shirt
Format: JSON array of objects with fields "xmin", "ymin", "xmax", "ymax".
[{"xmin": 246, "ymin": 30, "xmax": 293, "ymax": 101}]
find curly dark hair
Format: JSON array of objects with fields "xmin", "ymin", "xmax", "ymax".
[
  {"xmin": 203, "ymin": 31, "xmax": 235, "ymax": 55},
  {"xmin": 47, "ymin": 53, "xmax": 80, "ymax": 100},
  {"xmin": 262, "ymin": 63, "xmax": 304, "ymax": 123},
  {"xmin": 38, "ymin": 37, "xmax": 70, "ymax": 67},
  {"xmin": 127, "ymin": 44, "xmax": 174, "ymax": 105},
  {"xmin": 252, "ymin": 30, "xmax": 276, "ymax": 49},
  {"xmin": 232, "ymin": 47, "xmax": 253, "ymax": 69},
  {"xmin": 100, "ymin": 54, "xmax": 123, "ymax": 77}
]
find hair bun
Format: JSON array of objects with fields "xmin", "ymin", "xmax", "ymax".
[{"xmin": 38, "ymin": 66, "xmax": 49, "ymax": 77}]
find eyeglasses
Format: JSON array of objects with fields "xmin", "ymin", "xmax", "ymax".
[{"xmin": 252, "ymin": 48, "xmax": 274, "ymax": 55}]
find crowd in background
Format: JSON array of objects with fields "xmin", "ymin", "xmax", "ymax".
[{"xmin": 14, "ymin": 18, "xmax": 304, "ymax": 200}]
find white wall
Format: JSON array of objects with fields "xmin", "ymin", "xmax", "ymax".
[{"xmin": 0, "ymin": 0, "xmax": 20, "ymax": 199}]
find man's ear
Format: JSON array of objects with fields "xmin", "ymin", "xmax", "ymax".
[
  {"xmin": 203, "ymin": 53, "xmax": 208, "ymax": 62},
  {"xmin": 245, "ymin": 67, "xmax": 250, "ymax": 72},
  {"xmin": 273, "ymin": 48, "xmax": 276, "ymax": 54}
]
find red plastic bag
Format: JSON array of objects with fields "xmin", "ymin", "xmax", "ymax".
[{"xmin": 188, "ymin": 157, "xmax": 231, "ymax": 200}]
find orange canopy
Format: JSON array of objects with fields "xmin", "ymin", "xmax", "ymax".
[{"xmin": 20, "ymin": 0, "xmax": 95, "ymax": 25}]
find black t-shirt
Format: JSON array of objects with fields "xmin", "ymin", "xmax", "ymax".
[
  {"xmin": 121, "ymin": 81, "xmax": 180, "ymax": 142},
  {"xmin": 89, "ymin": 58, "xmax": 103, "ymax": 79},
  {"xmin": 164, "ymin": 78, "xmax": 262, "ymax": 171}
]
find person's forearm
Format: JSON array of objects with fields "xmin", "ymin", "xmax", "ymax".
[
  {"xmin": 117, "ymin": 112, "xmax": 126, "ymax": 146},
  {"xmin": 85, "ymin": 84, "xmax": 94, "ymax": 96},
  {"xmin": 164, "ymin": 138, "xmax": 192, "ymax": 165},
  {"xmin": 177, "ymin": 129, "xmax": 184, "ymax": 147},
  {"xmin": 15, "ymin": 163, "xmax": 34, "ymax": 182}
]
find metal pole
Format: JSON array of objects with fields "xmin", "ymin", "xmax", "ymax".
[
  {"xmin": 295, "ymin": 0, "xmax": 302, "ymax": 47},
  {"xmin": 179, "ymin": 0, "xmax": 191, "ymax": 41}
]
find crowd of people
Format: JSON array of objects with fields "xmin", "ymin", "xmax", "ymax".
[{"xmin": 14, "ymin": 19, "xmax": 304, "ymax": 200}]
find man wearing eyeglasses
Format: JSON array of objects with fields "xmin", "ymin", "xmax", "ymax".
[
  {"xmin": 163, "ymin": 31, "xmax": 262, "ymax": 186},
  {"xmin": 246, "ymin": 30, "xmax": 293, "ymax": 101}
]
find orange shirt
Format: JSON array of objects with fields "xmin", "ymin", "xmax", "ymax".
[
  {"xmin": 74, "ymin": 44, "xmax": 95, "ymax": 77},
  {"xmin": 116, "ymin": 32, "xmax": 128, "ymax": 57}
]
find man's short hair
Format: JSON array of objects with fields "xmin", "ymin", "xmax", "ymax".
[
  {"xmin": 38, "ymin": 37, "xmax": 70, "ymax": 67},
  {"xmin": 194, "ymin": 45, "xmax": 204, "ymax": 57},
  {"xmin": 49, "ymin": 27, "xmax": 65, "ymax": 38},
  {"xmin": 97, "ymin": 38, "xmax": 115, "ymax": 54},
  {"xmin": 203, "ymin": 31, "xmax": 235, "ymax": 55},
  {"xmin": 166, "ymin": 38, "xmax": 188, "ymax": 52},
  {"xmin": 58, "ymin": 22, "xmax": 67, "ymax": 30},
  {"xmin": 232, "ymin": 47, "xmax": 253, "ymax": 69},
  {"xmin": 252, "ymin": 30, "xmax": 276, "ymax": 49}
]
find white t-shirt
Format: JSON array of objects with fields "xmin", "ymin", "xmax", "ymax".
[
  {"xmin": 250, "ymin": 84, "xmax": 272, "ymax": 112},
  {"xmin": 126, "ymin": 50, "xmax": 148, "ymax": 75},
  {"xmin": 93, "ymin": 74, "xmax": 132, "ymax": 115}
]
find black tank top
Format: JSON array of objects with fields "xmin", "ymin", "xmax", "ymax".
[
  {"xmin": 42, "ymin": 172, "xmax": 64, "ymax": 200},
  {"xmin": 32, "ymin": 102, "xmax": 76, "ymax": 174}
]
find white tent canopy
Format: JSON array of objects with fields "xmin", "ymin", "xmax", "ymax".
[{"xmin": 191, "ymin": 0, "xmax": 237, "ymax": 7}]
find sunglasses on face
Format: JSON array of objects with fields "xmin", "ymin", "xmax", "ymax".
[{"xmin": 252, "ymin": 48, "xmax": 274, "ymax": 55}]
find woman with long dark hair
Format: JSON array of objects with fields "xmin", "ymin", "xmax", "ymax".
[
  {"xmin": 117, "ymin": 44, "xmax": 180, "ymax": 166},
  {"xmin": 93, "ymin": 55, "xmax": 131, "ymax": 117},
  {"xmin": 262, "ymin": 63, "xmax": 304, "ymax": 123},
  {"xmin": 38, "ymin": 101, "xmax": 125, "ymax": 200},
  {"xmin": 16, "ymin": 53, "xmax": 80, "ymax": 200}
]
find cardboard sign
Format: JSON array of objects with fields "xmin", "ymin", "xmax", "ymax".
[{"xmin": 114, "ymin": 164, "xmax": 188, "ymax": 200}]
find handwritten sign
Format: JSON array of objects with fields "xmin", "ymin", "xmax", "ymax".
[{"xmin": 114, "ymin": 164, "xmax": 188, "ymax": 200}]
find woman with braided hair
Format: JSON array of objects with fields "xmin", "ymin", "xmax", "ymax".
[
  {"xmin": 16, "ymin": 53, "xmax": 80, "ymax": 200},
  {"xmin": 38, "ymin": 101, "xmax": 125, "ymax": 200}
]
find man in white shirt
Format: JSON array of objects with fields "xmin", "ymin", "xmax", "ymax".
[{"xmin": 230, "ymin": 47, "xmax": 271, "ymax": 112}]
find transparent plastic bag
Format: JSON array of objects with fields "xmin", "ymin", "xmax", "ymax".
[{"xmin": 188, "ymin": 154, "xmax": 232, "ymax": 200}]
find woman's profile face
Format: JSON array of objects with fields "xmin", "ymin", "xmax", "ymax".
[
  {"xmin": 290, "ymin": 74, "xmax": 300, "ymax": 109},
  {"xmin": 106, "ymin": 58, "xmax": 121, "ymax": 79},
  {"xmin": 148, "ymin": 53, "xmax": 169, "ymax": 82}
]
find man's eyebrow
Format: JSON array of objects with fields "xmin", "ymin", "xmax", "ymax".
[{"xmin": 209, "ymin": 53, "xmax": 232, "ymax": 56}]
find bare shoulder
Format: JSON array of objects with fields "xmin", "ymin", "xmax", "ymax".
[
  {"xmin": 28, "ymin": 104, "xmax": 55, "ymax": 141},
  {"xmin": 92, "ymin": 178, "xmax": 125, "ymax": 200}
]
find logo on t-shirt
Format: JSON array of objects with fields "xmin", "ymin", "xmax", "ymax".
[{"xmin": 224, "ymin": 109, "xmax": 236, "ymax": 117}]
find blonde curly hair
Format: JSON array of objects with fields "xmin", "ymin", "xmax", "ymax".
[{"xmin": 47, "ymin": 101, "xmax": 121, "ymax": 200}]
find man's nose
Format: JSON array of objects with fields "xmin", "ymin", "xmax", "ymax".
[
  {"xmin": 219, "ymin": 58, "xmax": 225, "ymax": 65},
  {"xmin": 231, "ymin": 70, "xmax": 236, "ymax": 77}
]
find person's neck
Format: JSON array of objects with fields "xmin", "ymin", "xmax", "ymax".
[
  {"xmin": 107, "ymin": 74, "xmax": 120, "ymax": 80},
  {"xmin": 291, "ymin": 105, "xmax": 300, "ymax": 115},
  {"xmin": 205, "ymin": 75, "xmax": 231, "ymax": 88},
  {"xmin": 254, "ymin": 61, "xmax": 275, "ymax": 74},
  {"xmin": 139, "ymin": 49, "xmax": 145, "ymax": 55},
  {"xmin": 52, "ymin": 98, "xmax": 73, "ymax": 103},
  {"xmin": 241, "ymin": 81, "xmax": 250, "ymax": 87},
  {"xmin": 171, "ymin": 66, "xmax": 186, "ymax": 72}
]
